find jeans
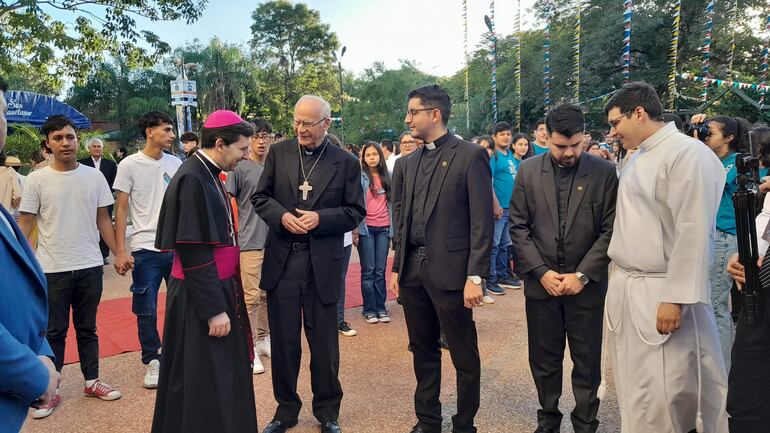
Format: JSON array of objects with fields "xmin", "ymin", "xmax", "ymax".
[
  {"xmin": 358, "ymin": 225, "xmax": 390, "ymax": 316},
  {"xmin": 46, "ymin": 266, "xmax": 104, "ymax": 379},
  {"xmin": 131, "ymin": 249, "xmax": 172, "ymax": 365},
  {"xmin": 489, "ymin": 208, "xmax": 512, "ymax": 285},
  {"xmin": 337, "ymin": 245, "xmax": 352, "ymax": 325},
  {"xmin": 709, "ymin": 230, "xmax": 737, "ymax": 372}
]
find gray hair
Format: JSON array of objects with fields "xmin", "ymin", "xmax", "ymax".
[
  {"xmin": 86, "ymin": 137, "xmax": 104, "ymax": 148},
  {"xmin": 296, "ymin": 95, "xmax": 331, "ymax": 119}
]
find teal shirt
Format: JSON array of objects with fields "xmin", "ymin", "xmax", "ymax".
[
  {"xmin": 490, "ymin": 149, "xmax": 519, "ymax": 209},
  {"xmin": 532, "ymin": 142, "xmax": 549, "ymax": 155},
  {"xmin": 716, "ymin": 153, "xmax": 737, "ymax": 234}
]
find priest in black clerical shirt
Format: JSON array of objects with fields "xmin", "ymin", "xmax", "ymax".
[
  {"xmin": 390, "ymin": 85, "xmax": 493, "ymax": 433},
  {"xmin": 253, "ymin": 95, "xmax": 365, "ymax": 433}
]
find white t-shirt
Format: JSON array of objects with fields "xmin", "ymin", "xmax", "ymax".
[
  {"xmin": 386, "ymin": 153, "xmax": 398, "ymax": 175},
  {"xmin": 20, "ymin": 164, "xmax": 115, "ymax": 273},
  {"xmin": 112, "ymin": 151, "xmax": 182, "ymax": 252}
]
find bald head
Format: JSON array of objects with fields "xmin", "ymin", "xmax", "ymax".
[{"xmin": 294, "ymin": 95, "xmax": 332, "ymax": 148}]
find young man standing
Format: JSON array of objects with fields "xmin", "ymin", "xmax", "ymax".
[
  {"xmin": 489, "ymin": 121, "xmax": 523, "ymax": 294},
  {"xmin": 604, "ymin": 82, "xmax": 728, "ymax": 432},
  {"xmin": 19, "ymin": 115, "xmax": 124, "ymax": 419},
  {"xmin": 509, "ymin": 105, "xmax": 618, "ymax": 433},
  {"xmin": 532, "ymin": 118, "xmax": 549, "ymax": 156},
  {"xmin": 113, "ymin": 111, "xmax": 181, "ymax": 388},
  {"xmin": 391, "ymin": 85, "xmax": 493, "ymax": 433},
  {"xmin": 225, "ymin": 117, "xmax": 274, "ymax": 374}
]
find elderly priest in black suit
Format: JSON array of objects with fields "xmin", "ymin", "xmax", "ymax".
[
  {"xmin": 390, "ymin": 84, "xmax": 494, "ymax": 433},
  {"xmin": 253, "ymin": 95, "xmax": 365, "ymax": 433},
  {"xmin": 78, "ymin": 137, "xmax": 118, "ymax": 262},
  {"xmin": 509, "ymin": 103, "xmax": 618, "ymax": 433}
]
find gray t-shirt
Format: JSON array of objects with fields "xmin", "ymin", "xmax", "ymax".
[{"xmin": 225, "ymin": 159, "xmax": 269, "ymax": 251}]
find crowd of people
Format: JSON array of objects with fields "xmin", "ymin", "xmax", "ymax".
[{"xmin": 2, "ymin": 73, "xmax": 770, "ymax": 433}]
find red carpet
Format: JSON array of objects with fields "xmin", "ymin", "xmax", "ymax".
[{"xmin": 64, "ymin": 258, "xmax": 396, "ymax": 364}]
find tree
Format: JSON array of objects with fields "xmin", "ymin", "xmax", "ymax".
[
  {"xmin": 0, "ymin": 0, "xmax": 207, "ymax": 89},
  {"xmin": 250, "ymin": 0, "xmax": 339, "ymax": 112},
  {"xmin": 339, "ymin": 61, "xmax": 436, "ymax": 145}
]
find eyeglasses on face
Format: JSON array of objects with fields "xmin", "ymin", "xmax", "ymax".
[{"xmin": 293, "ymin": 117, "xmax": 328, "ymax": 129}]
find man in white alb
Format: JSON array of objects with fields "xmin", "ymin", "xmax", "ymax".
[{"xmin": 602, "ymin": 82, "xmax": 728, "ymax": 433}]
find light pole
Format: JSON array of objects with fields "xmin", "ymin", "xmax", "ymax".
[
  {"xmin": 333, "ymin": 46, "xmax": 347, "ymax": 145},
  {"xmin": 173, "ymin": 57, "xmax": 198, "ymax": 135}
]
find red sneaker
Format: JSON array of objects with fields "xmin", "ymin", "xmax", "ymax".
[
  {"xmin": 83, "ymin": 379, "xmax": 122, "ymax": 401},
  {"xmin": 31, "ymin": 392, "xmax": 62, "ymax": 419}
]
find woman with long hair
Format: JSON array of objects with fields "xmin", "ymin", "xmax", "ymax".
[{"xmin": 357, "ymin": 141, "xmax": 393, "ymax": 324}]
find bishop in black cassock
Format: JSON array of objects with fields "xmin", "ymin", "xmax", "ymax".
[
  {"xmin": 151, "ymin": 111, "xmax": 257, "ymax": 433},
  {"xmin": 253, "ymin": 95, "xmax": 365, "ymax": 433}
]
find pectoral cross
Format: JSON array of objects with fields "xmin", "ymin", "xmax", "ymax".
[{"xmin": 299, "ymin": 180, "xmax": 313, "ymax": 201}]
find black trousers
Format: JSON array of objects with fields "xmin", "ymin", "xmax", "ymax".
[
  {"xmin": 525, "ymin": 294, "xmax": 603, "ymax": 433},
  {"xmin": 45, "ymin": 265, "xmax": 104, "ymax": 380},
  {"xmin": 400, "ymin": 249, "xmax": 480, "ymax": 433},
  {"xmin": 727, "ymin": 290, "xmax": 770, "ymax": 433},
  {"xmin": 267, "ymin": 248, "xmax": 343, "ymax": 423}
]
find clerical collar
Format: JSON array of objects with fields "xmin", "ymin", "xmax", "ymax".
[
  {"xmin": 550, "ymin": 154, "xmax": 578, "ymax": 172},
  {"xmin": 639, "ymin": 121, "xmax": 677, "ymax": 152},
  {"xmin": 424, "ymin": 132, "xmax": 450, "ymax": 151},
  {"xmin": 302, "ymin": 138, "xmax": 328, "ymax": 156},
  {"xmin": 196, "ymin": 149, "xmax": 223, "ymax": 173}
]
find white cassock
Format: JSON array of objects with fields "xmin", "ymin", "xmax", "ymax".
[{"xmin": 606, "ymin": 122, "xmax": 729, "ymax": 433}]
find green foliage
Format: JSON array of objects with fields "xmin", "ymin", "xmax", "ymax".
[
  {"xmin": 0, "ymin": 0, "xmax": 207, "ymax": 89},
  {"xmin": 337, "ymin": 61, "xmax": 437, "ymax": 145}
]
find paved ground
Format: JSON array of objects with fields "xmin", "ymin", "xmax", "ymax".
[{"xmin": 21, "ymin": 253, "xmax": 621, "ymax": 433}]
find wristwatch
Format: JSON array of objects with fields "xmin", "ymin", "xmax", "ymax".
[
  {"xmin": 467, "ymin": 275, "xmax": 482, "ymax": 285},
  {"xmin": 575, "ymin": 272, "xmax": 589, "ymax": 285}
]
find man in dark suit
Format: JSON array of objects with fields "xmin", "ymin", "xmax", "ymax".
[
  {"xmin": 79, "ymin": 138, "xmax": 118, "ymax": 261},
  {"xmin": 253, "ymin": 95, "xmax": 365, "ymax": 433},
  {"xmin": 509, "ymin": 104, "xmax": 618, "ymax": 433},
  {"xmin": 0, "ymin": 75, "xmax": 60, "ymax": 431},
  {"xmin": 390, "ymin": 85, "xmax": 493, "ymax": 433}
]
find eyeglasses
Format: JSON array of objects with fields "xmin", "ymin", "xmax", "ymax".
[
  {"xmin": 293, "ymin": 117, "xmax": 328, "ymax": 129},
  {"xmin": 253, "ymin": 133, "xmax": 272, "ymax": 141},
  {"xmin": 401, "ymin": 140, "xmax": 417, "ymax": 145},
  {"xmin": 608, "ymin": 111, "xmax": 632, "ymax": 129},
  {"xmin": 406, "ymin": 107, "xmax": 436, "ymax": 118}
]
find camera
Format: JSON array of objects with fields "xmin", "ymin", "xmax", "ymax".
[{"xmin": 683, "ymin": 120, "xmax": 710, "ymax": 140}]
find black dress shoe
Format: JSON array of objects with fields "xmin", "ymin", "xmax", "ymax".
[
  {"xmin": 262, "ymin": 419, "xmax": 298, "ymax": 433},
  {"xmin": 321, "ymin": 421, "xmax": 342, "ymax": 433},
  {"xmin": 533, "ymin": 427, "xmax": 559, "ymax": 433},
  {"xmin": 410, "ymin": 425, "xmax": 439, "ymax": 433}
]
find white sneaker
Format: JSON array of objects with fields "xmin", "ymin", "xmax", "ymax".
[
  {"xmin": 255, "ymin": 338, "xmax": 271, "ymax": 358},
  {"xmin": 253, "ymin": 354, "xmax": 266, "ymax": 374},
  {"xmin": 483, "ymin": 295, "xmax": 495, "ymax": 304},
  {"xmin": 32, "ymin": 392, "xmax": 62, "ymax": 419},
  {"xmin": 143, "ymin": 360, "xmax": 160, "ymax": 389}
]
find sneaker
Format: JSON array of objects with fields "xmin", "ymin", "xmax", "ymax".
[
  {"xmin": 364, "ymin": 314, "xmax": 379, "ymax": 324},
  {"xmin": 252, "ymin": 354, "xmax": 265, "ymax": 375},
  {"xmin": 377, "ymin": 313, "xmax": 391, "ymax": 323},
  {"xmin": 255, "ymin": 338, "xmax": 271, "ymax": 358},
  {"xmin": 31, "ymin": 392, "xmax": 62, "ymax": 419},
  {"xmin": 483, "ymin": 295, "xmax": 495, "ymax": 304},
  {"xmin": 338, "ymin": 321, "xmax": 357, "ymax": 337},
  {"xmin": 499, "ymin": 277, "xmax": 523, "ymax": 289},
  {"xmin": 83, "ymin": 379, "xmax": 122, "ymax": 401},
  {"xmin": 143, "ymin": 359, "xmax": 160, "ymax": 389},
  {"xmin": 487, "ymin": 283, "xmax": 506, "ymax": 295}
]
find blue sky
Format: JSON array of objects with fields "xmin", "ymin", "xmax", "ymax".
[{"xmin": 124, "ymin": 0, "xmax": 540, "ymax": 78}]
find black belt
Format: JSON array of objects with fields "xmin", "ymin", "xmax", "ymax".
[
  {"xmin": 409, "ymin": 245, "xmax": 427, "ymax": 257},
  {"xmin": 290, "ymin": 242, "xmax": 310, "ymax": 252}
]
